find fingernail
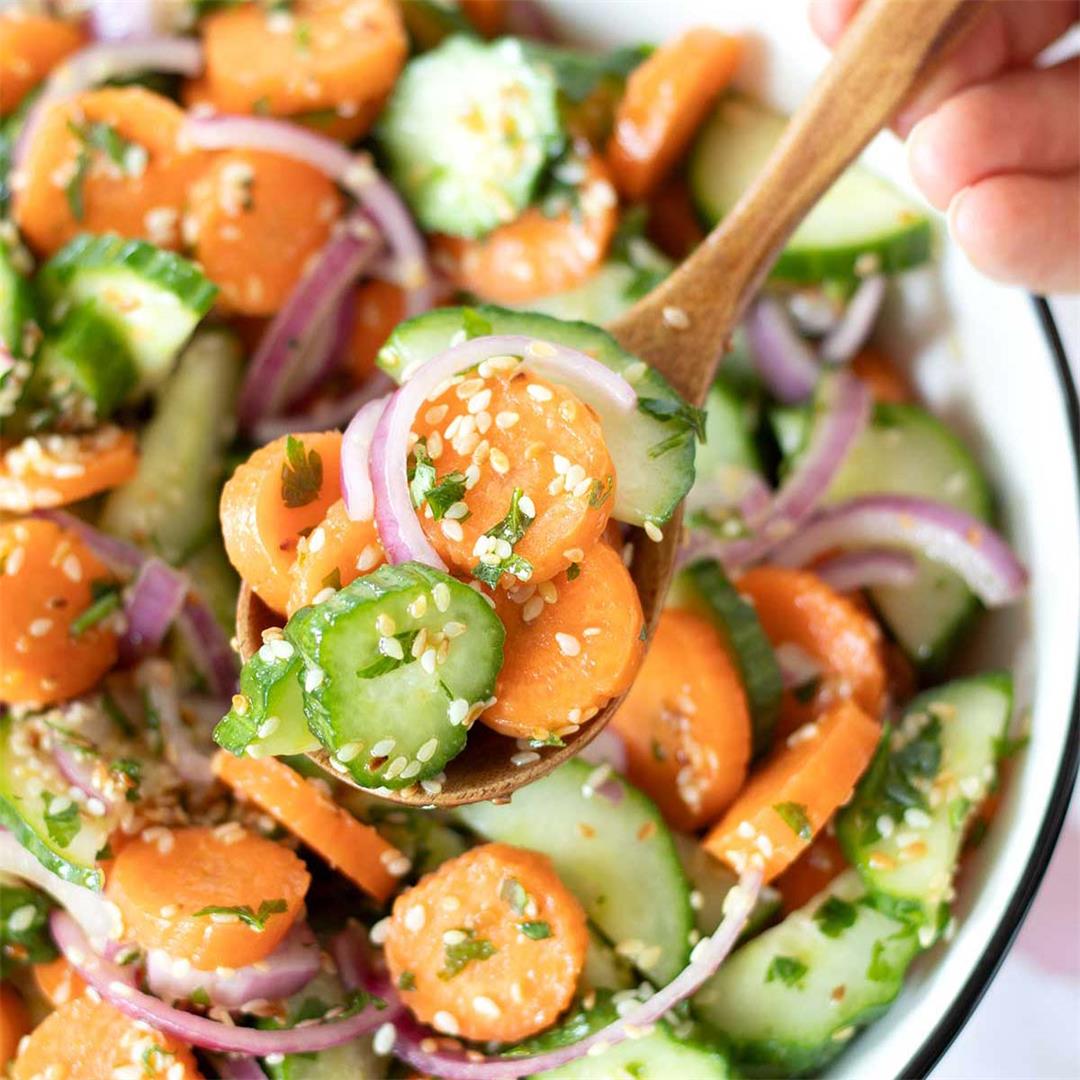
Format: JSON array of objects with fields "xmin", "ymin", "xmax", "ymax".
[{"xmin": 946, "ymin": 187, "xmax": 971, "ymax": 241}]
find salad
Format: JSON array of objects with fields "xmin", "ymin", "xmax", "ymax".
[{"xmin": 0, "ymin": 2, "xmax": 1032, "ymax": 1078}]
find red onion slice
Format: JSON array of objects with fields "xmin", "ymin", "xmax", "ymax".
[
  {"xmin": 0, "ymin": 830, "xmax": 121, "ymax": 943},
  {"xmin": 344, "ymin": 872, "xmax": 761, "ymax": 1079},
  {"xmin": 236, "ymin": 211, "xmax": 381, "ymax": 429},
  {"xmin": 33, "ymin": 509, "xmax": 143, "ymax": 573},
  {"xmin": 279, "ymin": 285, "xmax": 358, "ymax": 410},
  {"xmin": 812, "ymin": 547, "xmax": 918, "ymax": 592},
  {"xmin": 341, "ymin": 394, "xmax": 391, "ymax": 522},
  {"xmin": 120, "ymin": 558, "xmax": 189, "ymax": 663},
  {"xmin": 146, "ymin": 922, "xmax": 320, "ymax": 1009},
  {"xmin": 51, "ymin": 743, "xmax": 104, "ymax": 804},
  {"xmin": 770, "ymin": 494, "xmax": 1028, "ymax": 607},
  {"xmin": 819, "ymin": 275, "xmax": 886, "ymax": 366},
  {"xmin": 137, "ymin": 659, "xmax": 214, "ymax": 787},
  {"xmin": 744, "ymin": 296, "xmax": 820, "ymax": 404},
  {"xmin": 371, "ymin": 334, "xmax": 636, "ymax": 566},
  {"xmin": 51, "ymin": 911, "xmax": 401, "ymax": 1055},
  {"xmin": 182, "ymin": 116, "xmax": 437, "ymax": 317}
]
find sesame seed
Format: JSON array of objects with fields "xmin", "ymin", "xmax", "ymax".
[
  {"xmin": 433, "ymin": 583, "xmax": 451, "ymax": 612},
  {"xmin": 433, "ymin": 1011, "xmax": 459, "ymax": 1036},
  {"xmin": 256, "ymin": 715, "xmax": 280, "ymax": 739},
  {"xmin": 448, "ymin": 699, "xmax": 469, "ymax": 726},
  {"xmin": 304, "ymin": 667, "xmax": 325, "ymax": 692},
  {"xmin": 405, "ymin": 904, "xmax": 426, "ymax": 931},
  {"xmin": 269, "ymin": 638, "xmax": 294, "ymax": 660},
  {"xmin": 385, "ymin": 756, "xmax": 408, "ymax": 779},
  {"xmin": 428, "ymin": 431, "xmax": 444, "ymax": 459},
  {"xmin": 29, "ymin": 618, "xmax": 53, "ymax": 637},
  {"xmin": 416, "ymin": 737, "xmax": 439, "ymax": 762},
  {"xmin": 420, "ymin": 648, "xmax": 438, "ymax": 674},
  {"xmin": 311, "ymin": 587, "xmax": 336, "ymax": 605},
  {"xmin": 379, "ymin": 636, "xmax": 404, "ymax": 661},
  {"xmin": 662, "ymin": 305, "xmax": 690, "ymax": 329},
  {"xmin": 375, "ymin": 613, "xmax": 396, "ymax": 637},
  {"xmin": 370, "ymin": 917, "xmax": 391, "ymax": 944},
  {"xmin": 307, "ymin": 527, "xmax": 326, "ymax": 553},
  {"xmin": 622, "ymin": 360, "xmax": 647, "ymax": 383},
  {"xmin": 527, "ymin": 383, "xmax": 553, "ymax": 402},
  {"xmin": 876, "ymin": 815, "xmax": 896, "ymax": 838},
  {"xmin": 472, "ymin": 995, "xmax": 501, "ymax": 1018},
  {"xmin": 440, "ymin": 519, "xmax": 465, "ymax": 542},
  {"xmin": 526, "ymin": 339, "xmax": 557, "ymax": 358},
  {"xmin": 511, "ymin": 750, "xmax": 541, "ymax": 766},
  {"xmin": 643, "ymin": 521, "xmax": 663, "ymax": 542},
  {"xmin": 522, "ymin": 596, "xmax": 545, "ymax": 623},
  {"xmin": 555, "ymin": 632, "xmax": 581, "ymax": 657},
  {"xmin": 468, "ymin": 388, "xmax": 492, "ymax": 414},
  {"xmin": 489, "ymin": 448, "xmax": 510, "ymax": 474},
  {"xmin": 401, "ymin": 760, "xmax": 422, "ymax": 779},
  {"xmin": 7, "ymin": 904, "xmax": 36, "ymax": 933},
  {"xmin": 357, "ymin": 544, "xmax": 381, "ymax": 571},
  {"xmin": 371, "ymin": 738, "xmax": 396, "ymax": 758},
  {"xmin": 495, "ymin": 410, "xmax": 520, "ymax": 430},
  {"xmin": 336, "ymin": 741, "xmax": 363, "ymax": 763},
  {"xmin": 373, "ymin": 1022, "xmax": 396, "ymax": 1055}
]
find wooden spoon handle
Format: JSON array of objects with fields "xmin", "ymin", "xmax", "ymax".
[{"xmin": 609, "ymin": 0, "xmax": 965, "ymax": 404}]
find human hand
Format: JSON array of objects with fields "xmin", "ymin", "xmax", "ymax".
[{"xmin": 810, "ymin": 0, "xmax": 1079, "ymax": 293}]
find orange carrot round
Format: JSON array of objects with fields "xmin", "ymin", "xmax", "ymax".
[
  {"xmin": 32, "ymin": 956, "xmax": 87, "ymax": 1008},
  {"xmin": 383, "ymin": 843, "xmax": 588, "ymax": 1043},
  {"xmin": 607, "ymin": 28, "xmax": 743, "ymax": 202},
  {"xmin": 212, "ymin": 751, "xmax": 404, "ymax": 903},
  {"xmin": 12, "ymin": 993, "xmax": 201, "ymax": 1080},
  {"xmin": 774, "ymin": 831, "xmax": 848, "ymax": 914},
  {"xmin": 199, "ymin": 0, "xmax": 406, "ymax": 121},
  {"xmin": 0, "ymin": 518, "xmax": 119, "ymax": 706},
  {"xmin": 105, "ymin": 825, "xmax": 310, "ymax": 970},
  {"xmin": 0, "ymin": 984, "xmax": 30, "ymax": 1072},
  {"xmin": 850, "ymin": 346, "xmax": 915, "ymax": 404},
  {"xmin": 483, "ymin": 540, "xmax": 643, "ymax": 741},
  {"xmin": 220, "ymin": 430, "xmax": 343, "ymax": 615},
  {"xmin": 737, "ymin": 566, "xmax": 887, "ymax": 738},
  {"xmin": 610, "ymin": 607, "xmax": 752, "ymax": 832},
  {"xmin": 15, "ymin": 87, "xmax": 207, "ymax": 257},
  {"xmin": 0, "ymin": 11, "xmax": 85, "ymax": 116},
  {"xmin": 0, "ymin": 427, "xmax": 138, "ymax": 512},
  {"xmin": 703, "ymin": 699, "xmax": 881, "ymax": 882},
  {"xmin": 343, "ymin": 279, "xmax": 406, "ymax": 387},
  {"xmin": 189, "ymin": 149, "xmax": 342, "ymax": 316},
  {"xmin": 410, "ymin": 367, "xmax": 615, "ymax": 587},
  {"xmin": 433, "ymin": 152, "xmax": 618, "ymax": 304}
]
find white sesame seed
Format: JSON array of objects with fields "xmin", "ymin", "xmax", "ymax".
[
  {"xmin": 375, "ymin": 613, "xmax": 397, "ymax": 637},
  {"xmin": 489, "ymin": 448, "xmax": 510, "ymax": 475},
  {"xmin": 662, "ymin": 305, "xmax": 690, "ymax": 329},
  {"xmin": 385, "ymin": 756, "xmax": 408, "ymax": 779},
  {"xmin": 643, "ymin": 521, "xmax": 663, "ymax": 542},
  {"xmin": 311, "ymin": 587, "xmax": 336, "ymax": 605},
  {"xmin": 511, "ymin": 750, "xmax": 541, "ymax": 766},
  {"xmin": 555, "ymin": 632, "xmax": 581, "ymax": 657},
  {"xmin": 304, "ymin": 667, "xmax": 325, "ymax": 692},
  {"xmin": 433, "ymin": 1011, "xmax": 459, "ymax": 1035},
  {"xmin": 433, "ymin": 583, "xmax": 451, "ymax": 612},
  {"xmin": 29, "ymin": 618, "xmax": 53, "ymax": 637},
  {"xmin": 373, "ymin": 1022, "xmax": 397, "ymax": 1055},
  {"xmin": 307, "ymin": 527, "xmax": 326, "ymax": 553},
  {"xmin": 416, "ymin": 737, "xmax": 439, "ymax": 763},
  {"xmin": 7, "ymin": 904, "xmax": 36, "ymax": 933},
  {"xmin": 527, "ymin": 383, "xmax": 553, "ymax": 402},
  {"xmin": 371, "ymin": 738, "xmax": 396, "ymax": 758},
  {"xmin": 420, "ymin": 648, "xmax": 438, "ymax": 674},
  {"xmin": 622, "ymin": 360, "xmax": 647, "ymax": 383},
  {"xmin": 440, "ymin": 519, "xmax": 465, "ymax": 542},
  {"xmin": 269, "ymin": 638, "xmax": 294, "ymax": 660},
  {"xmin": 401, "ymin": 760, "xmax": 422, "ymax": 779},
  {"xmin": 472, "ymin": 995, "xmax": 501, "ymax": 1018},
  {"xmin": 405, "ymin": 904, "xmax": 426, "ymax": 932},
  {"xmin": 448, "ymin": 699, "xmax": 469, "ymax": 726},
  {"xmin": 256, "ymin": 716, "xmax": 280, "ymax": 739},
  {"xmin": 425, "ymin": 404, "xmax": 448, "ymax": 425},
  {"xmin": 370, "ymin": 917, "xmax": 391, "ymax": 944},
  {"xmin": 379, "ymin": 636, "xmax": 404, "ymax": 661},
  {"xmin": 357, "ymin": 544, "xmax": 381, "ymax": 572},
  {"xmin": 876, "ymin": 815, "xmax": 896, "ymax": 838},
  {"xmin": 522, "ymin": 596, "xmax": 545, "ymax": 623},
  {"xmin": 336, "ymin": 741, "xmax": 363, "ymax": 763},
  {"xmin": 468, "ymin": 388, "xmax": 492, "ymax": 415},
  {"xmin": 904, "ymin": 807, "xmax": 932, "ymax": 829}
]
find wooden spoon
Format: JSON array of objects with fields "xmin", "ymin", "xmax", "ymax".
[{"xmin": 236, "ymin": 0, "xmax": 965, "ymax": 806}]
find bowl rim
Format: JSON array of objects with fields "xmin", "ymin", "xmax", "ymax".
[{"xmin": 900, "ymin": 296, "xmax": 1080, "ymax": 1079}]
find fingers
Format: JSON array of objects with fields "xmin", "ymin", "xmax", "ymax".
[
  {"xmin": 948, "ymin": 172, "xmax": 1080, "ymax": 293},
  {"xmin": 907, "ymin": 60, "xmax": 1080, "ymax": 210}
]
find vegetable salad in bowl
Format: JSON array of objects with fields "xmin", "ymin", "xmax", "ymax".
[{"xmin": 0, "ymin": 1, "xmax": 1035, "ymax": 1077}]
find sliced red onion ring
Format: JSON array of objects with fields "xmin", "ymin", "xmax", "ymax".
[
  {"xmin": 372, "ymin": 334, "xmax": 636, "ymax": 566},
  {"xmin": 279, "ymin": 285, "xmax": 358, "ymax": 409},
  {"xmin": 235, "ymin": 210, "xmax": 381, "ymax": 429},
  {"xmin": 576, "ymin": 728, "xmax": 629, "ymax": 773},
  {"xmin": 182, "ymin": 116, "xmax": 437, "ymax": 317},
  {"xmin": 744, "ymin": 296, "xmax": 820, "ymax": 404},
  {"xmin": 0, "ymin": 830, "xmax": 121, "ymax": 943},
  {"xmin": 52, "ymin": 911, "xmax": 400, "ymax": 1054},
  {"xmin": 33, "ymin": 509, "xmax": 142, "ymax": 573},
  {"xmin": 819, "ymin": 275, "xmax": 886, "ymax": 365},
  {"xmin": 15, "ymin": 38, "xmax": 203, "ymax": 169},
  {"xmin": 251, "ymin": 372, "xmax": 395, "ymax": 444},
  {"xmin": 52, "ymin": 743, "xmax": 103, "ymax": 804},
  {"xmin": 770, "ymin": 495, "xmax": 1028, "ymax": 607},
  {"xmin": 812, "ymin": 548, "xmax": 918, "ymax": 592},
  {"xmin": 89, "ymin": 0, "xmax": 158, "ymax": 41},
  {"xmin": 146, "ymin": 922, "xmax": 320, "ymax": 1009},
  {"xmin": 341, "ymin": 394, "xmax": 391, "ymax": 521},
  {"xmin": 343, "ymin": 872, "xmax": 761, "ymax": 1079},
  {"xmin": 137, "ymin": 659, "xmax": 214, "ymax": 787},
  {"xmin": 774, "ymin": 642, "xmax": 824, "ymax": 691},
  {"xmin": 120, "ymin": 558, "xmax": 189, "ymax": 663}
]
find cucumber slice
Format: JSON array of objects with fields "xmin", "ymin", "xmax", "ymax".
[
  {"xmin": 696, "ymin": 376, "xmax": 762, "ymax": 478},
  {"xmin": 214, "ymin": 654, "xmax": 319, "ymax": 760},
  {"xmin": 285, "ymin": 563, "xmax": 505, "ymax": 790},
  {"xmin": 455, "ymin": 758, "xmax": 693, "ymax": 985},
  {"xmin": 837, "ymin": 673, "xmax": 1012, "ymax": 928},
  {"xmin": 0, "ymin": 714, "xmax": 109, "ymax": 890},
  {"xmin": 101, "ymin": 328, "xmax": 243, "ymax": 564},
  {"xmin": 377, "ymin": 36, "xmax": 563, "ymax": 238},
  {"xmin": 30, "ymin": 301, "xmax": 137, "ymax": 423},
  {"xmin": 0, "ymin": 237, "xmax": 39, "ymax": 421},
  {"xmin": 669, "ymin": 558, "xmax": 782, "ymax": 757},
  {"xmin": 378, "ymin": 305, "xmax": 696, "ymax": 527},
  {"xmin": 38, "ymin": 234, "xmax": 217, "ymax": 392},
  {"xmin": 691, "ymin": 95, "xmax": 933, "ymax": 283},
  {"xmin": 694, "ymin": 870, "xmax": 920, "ymax": 1075}
]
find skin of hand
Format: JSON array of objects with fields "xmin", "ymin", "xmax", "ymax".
[{"xmin": 810, "ymin": 0, "xmax": 1080, "ymax": 293}]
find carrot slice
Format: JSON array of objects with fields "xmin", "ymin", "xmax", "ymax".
[
  {"xmin": 483, "ymin": 540, "xmax": 643, "ymax": 741},
  {"xmin": 610, "ymin": 607, "xmax": 752, "ymax": 831},
  {"xmin": 220, "ymin": 430, "xmax": 343, "ymax": 615},
  {"xmin": 212, "ymin": 751, "xmax": 404, "ymax": 903},
  {"xmin": 189, "ymin": 149, "xmax": 342, "ymax": 316},
  {"xmin": 343, "ymin": 279, "xmax": 406, "ymax": 387},
  {"xmin": 850, "ymin": 346, "xmax": 915, "ymax": 404},
  {"xmin": 0, "ymin": 11, "xmax": 86, "ymax": 116},
  {"xmin": 647, "ymin": 174, "xmax": 705, "ymax": 260},
  {"xmin": 287, "ymin": 499, "xmax": 384, "ymax": 615},
  {"xmin": 383, "ymin": 843, "xmax": 588, "ymax": 1043},
  {"xmin": 32, "ymin": 956, "xmax": 87, "ymax": 1008},
  {"xmin": 703, "ymin": 700, "xmax": 881, "ymax": 882},
  {"xmin": 433, "ymin": 152, "xmax": 618, "ymax": 304},
  {"xmin": 0, "ymin": 427, "xmax": 138, "ymax": 512},
  {"xmin": 200, "ymin": 0, "xmax": 406, "ymax": 120},
  {"xmin": 774, "ymin": 830, "xmax": 848, "ymax": 914},
  {"xmin": 736, "ymin": 566, "xmax": 887, "ymax": 738},
  {"xmin": 607, "ymin": 28, "xmax": 743, "ymax": 201},
  {"xmin": 106, "ymin": 825, "xmax": 310, "ymax": 969},
  {"xmin": 410, "ymin": 367, "xmax": 615, "ymax": 587},
  {"xmin": 0, "ymin": 984, "xmax": 30, "ymax": 1071},
  {"xmin": 12, "ymin": 992, "xmax": 201, "ymax": 1080},
  {"xmin": 0, "ymin": 518, "xmax": 119, "ymax": 706},
  {"xmin": 15, "ymin": 87, "xmax": 207, "ymax": 257}
]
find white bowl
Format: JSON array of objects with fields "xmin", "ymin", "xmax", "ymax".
[{"xmin": 545, "ymin": 2, "xmax": 1080, "ymax": 1074}]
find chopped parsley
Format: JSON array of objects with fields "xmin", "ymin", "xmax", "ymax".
[
  {"xmin": 281, "ymin": 436, "xmax": 323, "ymax": 508},
  {"xmin": 64, "ymin": 119, "xmax": 146, "ymax": 222},
  {"xmin": 566, "ymin": 563, "xmax": 581, "ymax": 581},
  {"xmin": 193, "ymin": 898, "xmax": 287, "ymax": 932},
  {"xmin": 397, "ymin": 970, "xmax": 417, "ymax": 991},
  {"xmin": 637, "ymin": 396, "xmax": 707, "ymax": 443},
  {"xmin": 438, "ymin": 929, "xmax": 497, "ymax": 980},
  {"xmin": 765, "ymin": 955, "xmax": 808, "ymax": 988},
  {"xmin": 70, "ymin": 580, "xmax": 121, "ymax": 636},
  {"xmin": 142, "ymin": 1046, "xmax": 175, "ymax": 1074},
  {"xmin": 993, "ymin": 732, "xmax": 1029, "ymax": 761},
  {"xmin": 409, "ymin": 440, "xmax": 467, "ymax": 520},
  {"xmin": 518, "ymin": 920, "xmax": 552, "ymax": 940},
  {"xmin": 190, "ymin": 986, "xmax": 211, "ymax": 1007},
  {"xmin": 588, "ymin": 475, "xmax": 614, "ymax": 509},
  {"xmin": 773, "ymin": 801, "xmax": 813, "ymax": 841},
  {"xmin": 471, "ymin": 488, "xmax": 535, "ymax": 588},
  {"xmin": 866, "ymin": 939, "xmax": 900, "ymax": 982},
  {"xmin": 814, "ymin": 896, "xmax": 858, "ymax": 938},
  {"xmin": 0, "ymin": 885, "xmax": 57, "ymax": 964},
  {"xmin": 294, "ymin": 18, "xmax": 312, "ymax": 48},
  {"xmin": 111, "ymin": 758, "xmax": 142, "ymax": 803},
  {"xmin": 948, "ymin": 796, "xmax": 972, "ymax": 830},
  {"xmin": 408, "ymin": 437, "xmax": 438, "ymax": 508},
  {"xmin": 41, "ymin": 795, "xmax": 81, "ymax": 848}
]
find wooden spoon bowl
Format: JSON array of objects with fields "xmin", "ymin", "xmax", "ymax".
[{"xmin": 235, "ymin": 0, "xmax": 966, "ymax": 806}]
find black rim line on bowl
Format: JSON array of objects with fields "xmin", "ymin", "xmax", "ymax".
[{"xmin": 900, "ymin": 296, "xmax": 1080, "ymax": 1079}]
